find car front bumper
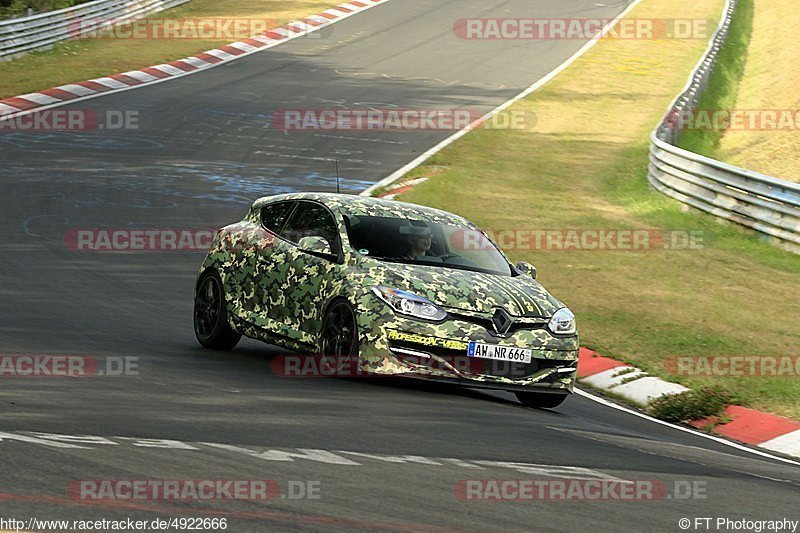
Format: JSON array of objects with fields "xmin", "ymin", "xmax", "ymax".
[{"xmin": 356, "ymin": 309, "xmax": 579, "ymax": 392}]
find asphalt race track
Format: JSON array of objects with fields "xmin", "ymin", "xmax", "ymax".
[{"xmin": 1, "ymin": 0, "xmax": 799, "ymax": 531}]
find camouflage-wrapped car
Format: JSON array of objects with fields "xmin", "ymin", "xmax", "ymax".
[{"xmin": 193, "ymin": 192, "xmax": 578, "ymax": 408}]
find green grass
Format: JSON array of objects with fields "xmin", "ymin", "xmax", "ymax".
[
  {"xmin": 677, "ymin": 0, "xmax": 754, "ymax": 155},
  {"xmin": 650, "ymin": 386, "xmax": 736, "ymax": 423},
  {"xmin": 0, "ymin": 0, "xmax": 88, "ymax": 20},
  {"xmin": 389, "ymin": 0, "xmax": 800, "ymax": 420},
  {"xmin": 714, "ymin": 0, "xmax": 800, "ymax": 181}
]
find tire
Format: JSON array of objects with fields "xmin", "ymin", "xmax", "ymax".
[
  {"xmin": 194, "ymin": 270, "xmax": 241, "ymax": 350},
  {"xmin": 515, "ymin": 391, "xmax": 568, "ymax": 409},
  {"xmin": 318, "ymin": 299, "xmax": 359, "ymax": 375}
]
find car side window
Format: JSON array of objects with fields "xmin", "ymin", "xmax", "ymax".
[
  {"xmin": 260, "ymin": 202, "xmax": 294, "ymax": 234},
  {"xmin": 280, "ymin": 202, "xmax": 339, "ymax": 249}
]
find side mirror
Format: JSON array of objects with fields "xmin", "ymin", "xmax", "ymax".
[
  {"xmin": 298, "ymin": 236, "xmax": 333, "ymax": 256},
  {"xmin": 515, "ymin": 260, "xmax": 537, "ymax": 279}
]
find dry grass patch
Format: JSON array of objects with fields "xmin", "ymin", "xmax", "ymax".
[
  {"xmin": 716, "ymin": 1, "xmax": 800, "ymax": 181},
  {"xmin": 397, "ymin": 0, "xmax": 800, "ymax": 419}
]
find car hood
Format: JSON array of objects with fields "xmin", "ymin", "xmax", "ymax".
[{"xmin": 358, "ymin": 258, "xmax": 563, "ymax": 317}]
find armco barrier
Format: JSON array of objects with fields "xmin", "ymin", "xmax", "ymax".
[
  {"xmin": 647, "ymin": 0, "xmax": 800, "ymax": 254},
  {"xmin": 0, "ymin": 0, "xmax": 191, "ymax": 61}
]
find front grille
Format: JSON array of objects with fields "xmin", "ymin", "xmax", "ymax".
[
  {"xmin": 447, "ymin": 311, "xmax": 547, "ymax": 337},
  {"xmin": 388, "ymin": 340, "xmax": 573, "ymax": 380},
  {"xmin": 470, "ymin": 358, "xmax": 571, "ymax": 380}
]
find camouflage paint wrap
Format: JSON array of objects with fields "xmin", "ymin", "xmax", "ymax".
[{"xmin": 196, "ymin": 192, "xmax": 578, "ymax": 393}]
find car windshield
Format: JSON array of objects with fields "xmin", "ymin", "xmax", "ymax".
[{"xmin": 344, "ymin": 214, "xmax": 512, "ymax": 276}]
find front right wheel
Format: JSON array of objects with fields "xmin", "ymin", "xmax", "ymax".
[{"xmin": 515, "ymin": 391, "xmax": 568, "ymax": 409}]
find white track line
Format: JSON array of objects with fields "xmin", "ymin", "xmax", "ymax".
[
  {"xmin": 0, "ymin": 0, "xmax": 392, "ymax": 123},
  {"xmin": 350, "ymin": 0, "xmax": 800, "ymax": 468},
  {"xmin": 360, "ymin": 0, "xmax": 647, "ymax": 196},
  {"xmin": 575, "ymin": 388, "xmax": 800, "ymax": 467}
]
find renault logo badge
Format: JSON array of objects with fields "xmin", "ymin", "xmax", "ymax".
[{"xmin": 491, "ymin": 308, "xmax": 512, "ymax": 335}]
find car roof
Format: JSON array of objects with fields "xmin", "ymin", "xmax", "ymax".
[{"xmin": 253, "ymin": 192, "xmax": 471, "ymax": 226}]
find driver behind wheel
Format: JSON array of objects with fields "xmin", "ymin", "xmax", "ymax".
[{"xmin": 399, "ymin": 221, "xmax": 433, "ymax": 260}]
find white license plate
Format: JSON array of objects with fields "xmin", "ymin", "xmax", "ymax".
[{"xmin": 467, "ymin": 342, "xmax": 532, "ymax": 363}]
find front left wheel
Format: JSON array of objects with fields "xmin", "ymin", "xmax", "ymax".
[
  {"xmin": 194, "ymin": 270, "xmax": 241, "ymax": 350},
  {"xmin": 318, "ymin": 299, "xmax": 359, "ymax": 374}
]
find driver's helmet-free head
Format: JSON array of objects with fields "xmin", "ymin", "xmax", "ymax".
[{"xmin": 398, "ymin": 220, "xmax": 432, "ymax": 237}]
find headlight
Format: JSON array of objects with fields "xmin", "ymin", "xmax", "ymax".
[
  {"xmin": 548, "ymin": 307, "xmax": 576, "ymax": 335},
  {"xmin": 372, "ymin": 286, "xmax": 447, "ymax": 321}
]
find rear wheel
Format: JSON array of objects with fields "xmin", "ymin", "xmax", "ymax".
[
  {"xmin": 319, "ymin": 299, "xmax": 359, "ymax": 374},
  {"xmin": 515, "ymin": 391, "xmax": 568, "ymax": 409},
  {"xmin": 194, "ymin": 270, "xmax": 241, "ymax": 350}
]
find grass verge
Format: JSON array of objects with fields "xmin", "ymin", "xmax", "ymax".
[
  {"xmin": 392, "ymin": 0, "xmax": 800, "ymax": 419},
  {"xmin": 0, "ymin": 0, "xmax": 340, "ymax": 99},
  {"xmin": 715, "ymin": 1, "xmax": 800, "ymax": 181},
  {"xmin": 650, "ymin": 387, "xmax": 735, "ymax": 423},
  {"xmin": 676, "ymin": 0, "xmax": 753, "ymax": 156},
  {"xmin": 1, "ymin": 1, "xmax": 93, "ymax": 20}
]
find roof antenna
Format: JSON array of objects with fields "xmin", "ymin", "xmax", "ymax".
[{"xmin": 335, "ymin": 159, "xmax": 341, "ymax": 194}]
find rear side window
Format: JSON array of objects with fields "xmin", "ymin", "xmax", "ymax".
[
  {"xmin": 280, "ymin": 202, "xmax": 339, "ymax": 247},
  {"xmin": 260, "ymin": 202, "xmax": 294, "ymax": 233}
]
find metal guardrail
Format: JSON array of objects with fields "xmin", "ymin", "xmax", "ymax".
[
  {"xmin": 647, "ymin": 0, "xmax": 800, "ymax": 254},
  {"xmin": 0, "ymin": 0, "xmax": 191, "ymax": 61}
]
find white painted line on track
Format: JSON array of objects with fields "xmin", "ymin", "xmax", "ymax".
[
  {"xmin": 575, "ymin": 388, "xmax": 800, "ymax": 467},
  {"xmin": 360, "ymin": 0, "xmax": 648, "ymax": 196},
  {"xmin": 0, "ymin": 0, "xmax": 393, "ymax": 123},
  {"xmin": 0, "ymin": 430, "xmax": 622, "ymax": 479},
  {"xmin": 348, "ymin": 0, "xmax": 800, "ymax": 470}
]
